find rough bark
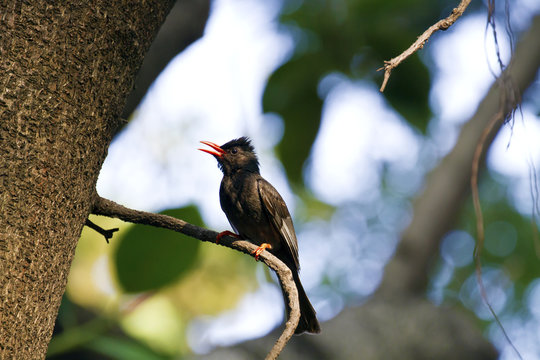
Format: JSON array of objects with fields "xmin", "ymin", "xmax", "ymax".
[{"xmin": 0, "ymin": 1, "xmax": 174, "ymax": 358}]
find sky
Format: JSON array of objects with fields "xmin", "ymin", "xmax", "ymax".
[{"xmin": 94, "ymin": 0, "xmax": 540, "ymax": 357}]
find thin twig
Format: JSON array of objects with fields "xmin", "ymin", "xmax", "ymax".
[
  {"xmin": 378, "ymin": 0, "xmax": 471, "ymax": 92},
  {"xmin": 91, "ymin": 195, "xmax": 299, "ymax": 359},
  {"xmin": 470, "ymin": 109, "xmax": 519, "ymax": 357},
  {"xmin": 470, "ymin": 70, "xmax": 523, "ymax": 359}
]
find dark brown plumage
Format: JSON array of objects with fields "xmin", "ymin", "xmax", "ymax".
[{"xmin": 199, "ymin": 137, "xmax": 320, "ymax": 334}]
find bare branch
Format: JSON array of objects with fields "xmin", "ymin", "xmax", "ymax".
[
  {"xmin": 265, "ymin": 268, "xmax": 299, "ymax": 360},
  {"xmin": 377, "ymin": 14, "xmax": 540, "ymax": 297},
  {"xmin": 91, "ymin": 195, "xmax": 299, "ymax": 359},
  {"xmin": 378, "ymin": 0, "xmax": 471, "ymax": 92}
]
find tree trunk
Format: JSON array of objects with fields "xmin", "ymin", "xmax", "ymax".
[{"xmin": 0, "ymin": 1, "xmax": 174, "ymax": 358}]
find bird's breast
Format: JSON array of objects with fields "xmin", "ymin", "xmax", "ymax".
[
  {"xmin": 219, "ymin": 174, "xmax": 280, "ymax": 248},
  {"xmin": 220, "ymin": 175, "xmax": 262, "ymax": 222}
]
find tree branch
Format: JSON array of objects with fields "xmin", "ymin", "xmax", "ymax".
[
  {"xmin": 91, "ymin": 195, "xmax": 299, "ymax": 360},
  {"xmin": 378, "ymin": 0, "xmax": 471, "ymax": 92},
  {"xmin": 377, "ymin": 14, "xmax": 540, "ymax": 297}
]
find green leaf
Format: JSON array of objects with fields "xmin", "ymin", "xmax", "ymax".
[
  {"xmin": 85, "ymin": 335, "xmax": 169, "ymax": 360},
  {"xmin": 382, "ymin": 54, "xmax": 431, "ymax": 133},
  {"xmin": 263, "ymin": 55, "xmax": 324, "ymax": 185},
  {"xmin": 263, "ymin": 0, "xmax": 448, "ymax": 183},
  {"xmin": 47, "ymin": 317, "xmax": 112, "ymax": 358},
  {"xmin": 115, "ymin": 206, "xmax": 203, "ymax": 293}
]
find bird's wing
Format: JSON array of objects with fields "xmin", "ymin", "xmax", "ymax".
[{"xmin": 257, "ymin": 178, "xmax": 300, "ymax": 270}]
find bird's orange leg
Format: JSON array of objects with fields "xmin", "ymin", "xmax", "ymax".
[
  {"xmin": 252, "ymin": 243, "xmax": 272, "ymax": 261},
  {"xmin": 216, "ymin": 230, "xmax": 241, "ymax": 244}
]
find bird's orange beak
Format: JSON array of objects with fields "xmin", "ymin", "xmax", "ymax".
[{"xmin": 199, "ymin": 140, "xmax": 226, "ymax": 157}]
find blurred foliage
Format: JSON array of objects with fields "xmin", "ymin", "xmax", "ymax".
[
  {"xmin": 57, "ymin": 204, "xmax": 259, "ymax": 358},
  {"xmin": 295, "ymin": 187, "xmax": 337, "ymax": 222},
  {"xmin": 164, "ymin": 241, "xmax": 258, "ymax": 316},
  {"xmin": 48, "ymin": 297, "xmax": 169, "ymax": 360},
  {"xmin": 264, "ymin": 0, "xmax": 456, "ymax": 184},
  {"xmin": 115, "ymin": 206, "xmax": 203, "ymax": 293},
  {"xmin": 432, "ymin": 171, "xmax": 540, "ymax": 327},
  {"xmin": 83, "ymin": 336, "xmax": 170, "ymax": 360},
  {"xmin": 265, "ymin": 0, "xmax": 540, "ymax": 352}
]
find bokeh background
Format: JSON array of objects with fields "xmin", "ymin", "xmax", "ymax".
[{"xmin": 48, "ymin": 0, "xmax": 540, "ymax": 359}]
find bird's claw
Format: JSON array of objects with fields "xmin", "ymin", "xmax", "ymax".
[
  {"xmin": 251, "ymin": 243, "xmax": 272, "ymax": 261},
  {"xmin": 216, "ymin": 230, "xmax": 240, "ymax": 244}
]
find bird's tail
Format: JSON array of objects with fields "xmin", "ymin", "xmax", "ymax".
[{"xmin": 282, "ymin": 271, "xmax": 321, "ymax": 335}]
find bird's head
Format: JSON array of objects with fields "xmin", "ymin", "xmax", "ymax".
[{"xmin": 199, "ymin": 136, "xmax": 260, "ymax": 175}]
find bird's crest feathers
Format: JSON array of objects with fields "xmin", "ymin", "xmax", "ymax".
[{"xmin": 221, "ymin": 136, "xmax": 255, "ymax": 153}]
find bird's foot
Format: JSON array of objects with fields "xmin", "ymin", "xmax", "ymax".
[
  {"xmin": 216, "ymin": 230, "xmax": 241, "ymax": 244},
  {"xmin": 252, "ymin": 243, "xmax": 272, "ymax": 261}
]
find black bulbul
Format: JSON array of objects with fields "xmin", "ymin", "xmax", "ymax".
[{"xmin": 199, "ymin": 137, "xmax": 321, "ymax": 334}]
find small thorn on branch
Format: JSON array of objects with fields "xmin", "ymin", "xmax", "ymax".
[{"xmin": 84, "ymin": 219, "xmax": 119, "ymax": 244}]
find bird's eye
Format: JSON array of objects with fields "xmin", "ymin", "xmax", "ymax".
[{"xmin": 231, "ymin": 148, "xmax": 238, "ymax": 154}]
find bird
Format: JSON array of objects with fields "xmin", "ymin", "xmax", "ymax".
[{"xmin": 199, "ymin": 136, "xmax": 320, "ymax": 335}]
